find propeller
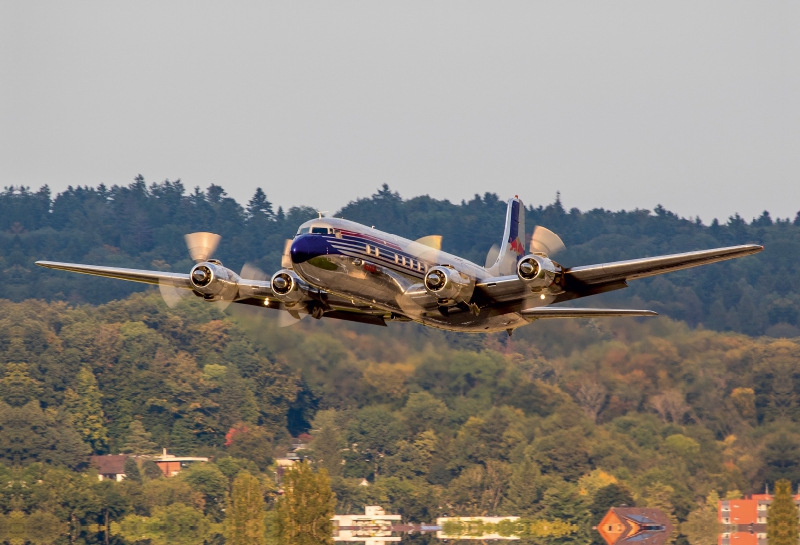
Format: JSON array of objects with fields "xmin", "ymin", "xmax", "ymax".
[
  {"xmin": 184, "ymin": 232, "xmax": 221, "ymax": 263},
  {"xmin": 530, "ymin": 226, "xmax": 565, "ymax": 257},
  {"xmin": 159, "ymin": 232, "xmax": 231, "ymax": 310},
  {"xmin": 281, "ymin": 239, "xmax": 293, "ymax": 269},
  {"xmin": 485, "ymin": 244, "xmax": 500, "ymax": 269},
  {"xmin": 414, "ymin": 235, "xmax": 442, "ymax": 251},
  {"xmin": 240, "ymin": 261, "xmax": 307, "ymax": 327},
  {"xmin": 158, "ymin": 280, "xmax": 190, "ymax": 309},
  {"xmin": 405, "ymin": 235, "xmax": 443, "ymax": 264}
]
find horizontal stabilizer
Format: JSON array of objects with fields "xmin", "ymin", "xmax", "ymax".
[{"xmin": 521, "ymin": 307, "xmax": 658, "ymax": 319}]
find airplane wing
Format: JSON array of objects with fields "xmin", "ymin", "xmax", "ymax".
[
  {"xmin": 36, "ymin": 261, "xmax": 194, "ymax": 287},
  {"xmin": 35, "ymin": 260, "xmax": 387, "ymax": 325},
  {"xmin": 564, "ymin": 244, "xmax": 762, "ymax": 284},
  {"xmin": 521, "ymin": 308, "xmax": 657, "ymax": 319},
  {"xmin": 558, "ymin": 244, "xmax": 762, "ymax": 301},
  {"xmin": 476, "ymin": 244, "xmax": 763, "ymax": 308}
]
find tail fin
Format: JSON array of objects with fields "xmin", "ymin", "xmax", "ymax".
[{"xmin": 487, "ymin": 196, "xmax": 526, "ymax": 276}]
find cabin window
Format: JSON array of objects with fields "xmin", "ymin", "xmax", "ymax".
[
  {"xmin": 365, "ymin": 244, "xmax": 379, "ymax": 257},
  {"xmin": 394, "ymin": 254, "xmax": 399, "ymax": 264}
]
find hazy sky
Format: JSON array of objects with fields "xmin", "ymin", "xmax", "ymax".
[{"xmin": 2, "ymin": 2, "xmax": 798, "ymax": 222}]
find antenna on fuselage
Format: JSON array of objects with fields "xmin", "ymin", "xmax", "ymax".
[{"xmin": 317, "ymin": 210, "xmax": 329, "ymax": 219}]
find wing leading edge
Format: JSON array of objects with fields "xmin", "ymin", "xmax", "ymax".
[
  {"xmin": 36, "ymin": 261, "xmax": 193, "ymax": 287},
  {"xmin": 564, "ymin": 244, "xmax": 763, "ymax": 285}
]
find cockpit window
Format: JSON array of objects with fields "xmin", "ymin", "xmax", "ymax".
[
  {"xmin": 311, "ymin": 227, "xmax": 329, "ymax": 234},
  {"xmin": 298, "ymin": 227, "xmax": 310, "ymax": 235}
]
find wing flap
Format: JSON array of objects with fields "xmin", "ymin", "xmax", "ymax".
[
  {"xmin": 36, "ymin": 261, "xmax": 192, "ymax": 287},
  {"xmin": 522, "ymin": 307, "xmax": 657, "ymax": 319},
  {"xmin": 565, "ymin": 244, "xmax": 762, "ymax": 284}
]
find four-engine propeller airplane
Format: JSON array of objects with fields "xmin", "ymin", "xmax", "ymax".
[{"xmin": 36, "ymin": 196, "xmax": 762, "ymax": 334}]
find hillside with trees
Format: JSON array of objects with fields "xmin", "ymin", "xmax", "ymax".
[
  {"xmin": 0, "ymin": 288, "xmax": 799, "ymax": 543},
  {"xmin": 1, "ymin": 180, "xmax": 798, "ymax": 543},
  {"xmin": 1, "ymin": 178, "xmax": 798, "ymax": 337}
]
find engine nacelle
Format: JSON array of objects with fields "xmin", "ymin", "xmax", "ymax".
[
  {"xmin": 423, "ymin": 266, "xmax": 475, "ymax": 303},
  {"xmin": 269, "ymin": 270, "xmax": 306, "ymax": 303},
  {"xmin": 516, "ymin": 254, "xmax": 558, "ymax": 289},
  {"xmin": 189, "ymin": 261, "xmax": 240, "ymax": 300}
]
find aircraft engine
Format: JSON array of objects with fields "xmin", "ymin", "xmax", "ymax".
[
  {"xmin": 189, "ymin": 262, "xmax": 240, "ymax": 300},
  {"xmin": 516, "ymin": 254, "xmax": 559, "ymax": 288},
  {"xmin": 269, "ymin": 270, "xmax": 306, "ymax": 303},
  {"xmin": 423, "ymin": 266, "xmax": 475, "ymax": 303}
]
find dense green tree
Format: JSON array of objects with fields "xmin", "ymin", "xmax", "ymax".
[
  {"xmin": 225, "ymin": 471, "xmax": 267, "ymax": 545},
  {"xmin": 123, "ymin": 457, "xmax": 142, "ymax": 483},
  {"xmin": 121, "ymin": 420, "xmax": 159, "ymax": 454},
  {"xmin": 0, "ymin": 364, "xmax": 43, "ymax": 407},
  {"xmin": 346, "ymin": 407, "xmax": 405, "ymax": 478},
  {"xmin": 113, "ymin": 502, "xmax": 216, "ymax": 545},
  {"xmin": 224, "ymin": 424, "xmax": 274, "ymax": 470},
  {"xmin": 530, "ymin": 429, "xmax": 592, "ymax": 482},
  {"xmin": 642, "ymin": 484, "xmax": 680, "ymax": 545},
  {"xmin": 274, "ymin": 462, "xmax": 335, "ymax": 545},
  {"xmin": 589, "ymin": 483, "xmax": 635, "ymax": 522},
  {"xmin": 682, "ymin": 491, "xmax": 723, "ymax": 545},
  {"xmin": 64, "ymin": 365, "xmax": 108, "ymax": 452},
  {"xmin": 309, "ymin": 424, "xmax": 345, "ymax": 478},
  {"xmin": 179, "ymin": 462, "xmax": 229, "ymax": 521},
  {"xmin": 142, "ymin": 460, "xmax": 165, "ymax": 480}
]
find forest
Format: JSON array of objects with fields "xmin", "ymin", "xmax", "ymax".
[
  {"xmin": 0, "ymin": 179, "xmax": 798, "ymax": 544},
  {"xmin": 1, "ymin": 178, "xmax": 798, "ymax": 337}
]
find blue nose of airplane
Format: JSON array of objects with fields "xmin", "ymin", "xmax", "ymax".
[{"xmin": 290, "ymin": 235, "xmax": 331, "ymax": 264}]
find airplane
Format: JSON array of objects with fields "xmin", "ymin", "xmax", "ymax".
[{"xmin": 36, "ymin": 196, "xmax": 762, "ymax": 335}]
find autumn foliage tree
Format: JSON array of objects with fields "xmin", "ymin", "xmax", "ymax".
[{"xmin": 767, "ymin": 480, "xmax": 798, "ymax": 545}]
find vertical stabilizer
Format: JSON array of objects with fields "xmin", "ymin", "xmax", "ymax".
[{"xmin": 487, "ymin": 197, "xmax": 526, "ymax": 276}]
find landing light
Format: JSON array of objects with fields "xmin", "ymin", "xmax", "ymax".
[{"xmin": 540, "ymin": 294, "xmax": 546, "ymax": 300}]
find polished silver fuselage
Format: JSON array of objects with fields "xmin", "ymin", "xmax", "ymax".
[{"xmin": 290, "ymin": 218, "xmax": 533, "ymax": 332}]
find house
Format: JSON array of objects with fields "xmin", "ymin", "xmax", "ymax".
[
  {"xmin": 333, "ymin": 506, "xmax": 402, "ymax": 544},
  {"xmin": 717, "ymin": 492, "xmax": 800, "ymax": 545},
  {"xmin": 596, "ymin": 507, "xmax": 672, "ymax": 545},
  {"xmin": 90, "ymin": 455, "xmax": 130, "ymax": 482},
  {"xmin": 152, "ymin": 448, "xmax": 209, "ymax": 477},
  {"xmin": 718, "ymin": 493, "xmax": 800, "ymax": 525}
]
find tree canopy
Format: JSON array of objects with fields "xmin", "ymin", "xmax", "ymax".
[{"xmin": 1, "ymin": 179, "xmax": 797, "ymax": 337}]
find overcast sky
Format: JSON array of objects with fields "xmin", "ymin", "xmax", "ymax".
[{"xmin": 2, "ymin": 2, "xmax": 798, "ymax": 223}]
